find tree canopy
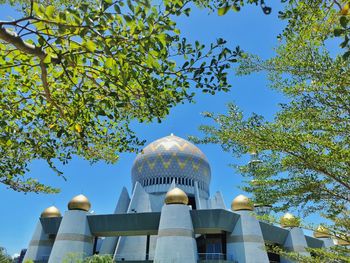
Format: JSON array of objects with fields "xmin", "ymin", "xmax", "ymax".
[
  {"xmin": 192, "ymin": 0, "xmax": 350, "ymax": 260},
  {"xmin": 0, "ymin": 247, "xmax": 12, "ymax": 263},
  {"xmin": 0, "ymin": 0, "xmax": 239, "ymax": 193}
]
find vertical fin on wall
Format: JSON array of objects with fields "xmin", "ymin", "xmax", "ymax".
[
  {"xmin": 99, "ymin": 187, "xmax": 130, "ymax": 255},
  {"xmin": 114, "ymin": 182, "xmax": 151, "ymax": 261}
]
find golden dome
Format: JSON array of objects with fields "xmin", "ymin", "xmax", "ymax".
[
  {"xmin": 68, "ymin": 194, "xmax": 91, "ymax": 211},
  {"xmin": 313, "ymin": 225, "xmax": 331, "ymax": 238},
  {"xmin": 280, "ymin": 212, "xmax": 300, "ymax": 228},
  {"xmin": 231, "ymin": 194, "xmax": 254, "ymax": 211},
  {"xmin": 40, "ymin": 206, "xmax": 61, "ymax": 218},
  {"xmin": 337, "ymin": 235, "xmax": 350, "ymax": 246},
  {"xmin": 164, "ymin": 187, "xmax": 188, "ymax": 205}
]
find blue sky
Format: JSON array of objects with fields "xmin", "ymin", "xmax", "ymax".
[{"xmin": 0, "ymin": 2, "xmax": 318, "ymax": 256}]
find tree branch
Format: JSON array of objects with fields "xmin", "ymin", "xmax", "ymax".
[
  {"xmin": 0, "ymin": 25, "xmax": 60, "ymax": 63},
  {"xmin": 39, "ymin": 60, "xmax": 65, "ymax": 118},
  {"xmin": 0, "ymin": 25, "xmax": 45, "ymax": 59}
]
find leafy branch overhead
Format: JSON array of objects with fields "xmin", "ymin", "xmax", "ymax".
[{"xmin": 0, "ymin": 0, "xmax": 239, "ymax": 193}]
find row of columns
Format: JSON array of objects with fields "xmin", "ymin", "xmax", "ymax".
[{"xmin": 24, "ymin": 191, "xmax": 341, "ymax": 263}]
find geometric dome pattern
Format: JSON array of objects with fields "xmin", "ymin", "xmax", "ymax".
[{"xmin": 131, "ymin": 134, "xmax": 211, "ymax": 191}]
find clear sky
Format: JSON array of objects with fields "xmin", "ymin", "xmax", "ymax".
[{"xmin": 0, "ymin": 2, "xmax": 318, "ymax": 256}]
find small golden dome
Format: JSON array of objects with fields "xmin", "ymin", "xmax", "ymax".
[
  {"xmin": 164, "ymin": 187, "xmax": 188, "ymax": 205},
  {"xmin": 337, "ymin": 235, "xmax": 350, "ymax": 246},
  {"xmin": 231, "ymin": 194, "xmax": 254, "ymax": 211},
  {"xmin": 280, "ymin": 212, "xmax": 300, "ymax": 228},
  {"xmin": 313, "ymin": 225, "xmax": 331, "ymax": 238},
  {"xmin": 68, "ymin": 194, "xmax": 91, "ymax": 211},
  {"xmin": 40, "ymin": 206, "xmax": 61, "ymax": 218}
]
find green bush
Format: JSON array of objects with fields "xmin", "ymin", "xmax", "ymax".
[{"xmin": 84, "ymin": 255, "xmax": 114, "ymax": 263}]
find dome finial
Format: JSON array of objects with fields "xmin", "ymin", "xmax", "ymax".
[
  {"xmin": 314, "ymin": 225, "xmax": 331, "ymax": 238},
  {"xmin": 165, "ymin": 187, "xmax": 188, "ymax": 205},
  {"xmin": 41, "ymin": 206, "xmax": 61, "ymax": 218},
  {"xmin": 280, "ymin": 212, "xmax": 300, "ymax": 228},
  {"xmin": 231, "ymin": 194, "xmax": 254, "ymax": 211},
  {"xmin": 68, "ymin": 194, "xmax": 91, "ymax": 211}
]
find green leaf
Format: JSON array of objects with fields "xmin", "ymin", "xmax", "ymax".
[
  {"xmin": 45, "ymin": 5, "xmax": 55, "ymax": 18},
  {"xmin": 334, "ymin": 28, "xmax": 344, "ymax": 37},
  {"xmin": 114, "ymin": 4, "xmax": 121, "ymax": 14},
  {"xmin": 105, "ymin": 58, "xmax": 114, "ymax": 68},
  {"xmin": 85, "ymin": 40, "xmax": 97, "ymax": 52},
  {"xmin": 43, "ymin": 55, "xmax": 51, "ymax": 64},
  {"xmin": 343, "ymin": 51, "xmax": 350, "ymax": 59},
  {"xmin": 340, "ymin": 16, "xmax": 348, "ymax": 28},
  {"xmin": 218, "ymin": 5, "xmax": 231, "ymax": 16},
  {"xmin": 231, "ymin": 5, "xmax": 241, "ymax": 12}
]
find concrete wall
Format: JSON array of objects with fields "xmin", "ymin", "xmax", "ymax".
[
  {"xmin": 227, "ymin": 210, "xmax": 269, "ymax": 263},
  {"xmin": 48, "ymin": 210, "xmax": 93, "ymax": 263},
  {"xmin": 23, "ymin": 221, "xmax": 54, "ymax": 262},
  {"xmin": 154, "ymin": 204, "xmax": 197, "ymax": 263}
]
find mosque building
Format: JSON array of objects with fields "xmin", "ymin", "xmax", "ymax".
[{"xmin": 23, "ymin": 134, "xmax": 340, "ymax": 263}]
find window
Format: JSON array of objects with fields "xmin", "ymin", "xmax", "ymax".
[{"xmin": 196, "ymin": 233, "xmax": 227, "ymax": 260}]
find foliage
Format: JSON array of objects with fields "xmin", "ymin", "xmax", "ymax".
[
  {"xmin": 192, "ymin": 0, "xmax": 350, "ymax": 261},
  {"xmin": 194, "ymin": 0, "xmax": 271, "ymax": 15},
  {"xmin": 0, "ymin": 0, "xmax": 239, "ymax": 193},
  {"xmin": 0, "ymin": 247, "xmax": 13, "ymax": 263},
  {"xmin": 84, "ymin": 254, "xmax": 113, "ymax": 263},
  {"xmin": 62, "ymin": 253, "xmax": 113, "ymax": 263},
  {"xmin": 266, "ymin": 245, "xmax": 350, "ymax": 263}
]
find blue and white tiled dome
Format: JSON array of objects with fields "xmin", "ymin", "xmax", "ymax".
[{"xmin": 131, "ymin": 134, "xmax": 211, "ymax": 196}]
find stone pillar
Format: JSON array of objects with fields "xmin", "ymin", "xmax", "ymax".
[
  {"xmin": 319, "ymin": 237, "xmax": 335, "ymax": 248},
  {"xmin": 226, "ymin": 194, "xmax": 269, "ymax": 263},
  {"xmin": 154, "ymin": 188, "xmax": 197, "ymax": 263},
  {"xmin": 313, "ymin": 225, "xmax": 334, "ymax": 248},
  {"xmin": 226, "ymin": 210, "xmax": 269, "ymax": 263},
  {"xmin": 280, "ymin": 227, "xmax": 310, "ymax": 263},
  {"xmin": 23, "ymin": 221, "xmax": 54, "ymax": 262},
  {"xmin": 23, "ymin": 206, "xmax": 60, "ymax": 262},
  {"xmin": 48, "ymin": 195, "xmax": 94, "ymax": 262},
  {"xmin": 279, "ymin": 212, "xmax": 309, "ymax": 263}
]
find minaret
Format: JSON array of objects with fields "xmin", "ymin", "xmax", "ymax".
[
  {"xmin": 23, "ymin": 206, "xmax": 61, "ymax": 262},
  {"xmin": 313, "ymin": 225, "xmax": 334, "ymax": 248},
  {"xmin": 227, "ymin": 194, "xmax": 269, "ymax": 263},
  {"xmin": 154, "ymin": 187, "xmax": 198, "ymax": 263},
  {"xmin": 48, "ymin": 194, "xmax": 94, "ymax": 263},
  {"xmin": 280, "ymin": 212, "xmax": 310, "ymax": 263}
]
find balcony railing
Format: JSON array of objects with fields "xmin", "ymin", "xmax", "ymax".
[{"xmin": 198, "ymin": 253, "xmax": 226, "ymax": 260}]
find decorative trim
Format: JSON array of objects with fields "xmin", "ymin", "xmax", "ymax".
[
  {"xmin": 29, "ymin": 239, "xmax": 54, "ymax": 246},
  {"xmin": 56, "ymin": 233, "xmax": 93, "ymax": 243},
  {"xmin": 158, "ymin": 228, "xmax": 194, "ymax": 238},
  {"xmin": 228, "ymin": 234, "xmax": 264, "ymax": 243}
]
